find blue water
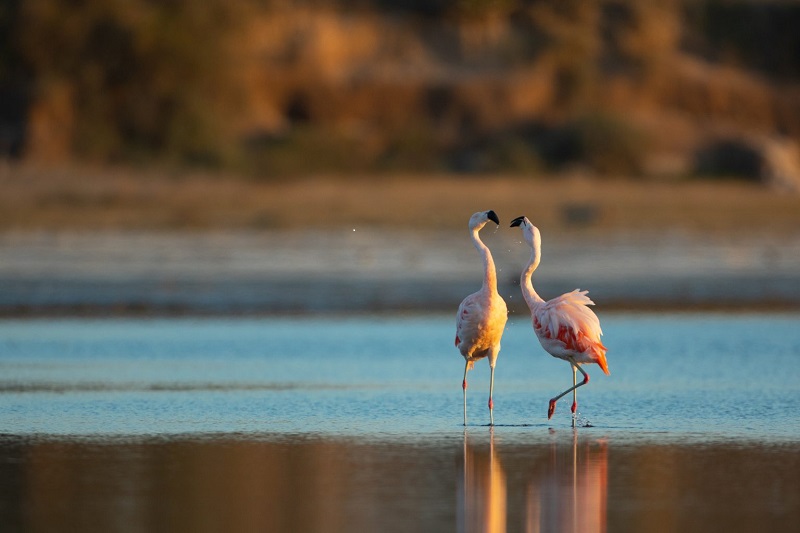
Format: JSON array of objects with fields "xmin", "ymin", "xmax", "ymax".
[
  {"xmin": 2, "ymin": 313, "xmax": 799, "ymax": 443},
  {"xmin": 2, "ymin": 314, "xmax": 800, "ymax": 532}
]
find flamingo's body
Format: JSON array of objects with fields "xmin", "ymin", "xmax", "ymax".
[
  {"xmin": 455, "ymin": 210, "xmax": 508, "ymax": 426},
  {"xmin": 510, "ymin": 216, "xmax": 609, "ymax": 425}
]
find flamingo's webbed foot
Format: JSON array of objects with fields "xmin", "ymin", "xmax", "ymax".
[{"xmin": 547, "ymin": 399, "xmax": 556, "ymax": 419}]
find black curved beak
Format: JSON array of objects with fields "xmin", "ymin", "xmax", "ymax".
[
  {"xmin": 510, "ymin": 216, "xmax": 526, "ymax": 227},
  {"xmin": 487, "ymin": 210, "xmax": 500, "ymax": 225}
]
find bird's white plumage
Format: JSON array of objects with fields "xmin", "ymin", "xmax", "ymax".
[
  {"xmin": 454, "ymin": 210, "xmax": 508, "ymax": 426},
  {"xmin": 456, "ymin": 289, "xmax": 507, "ymax": 363},
  {"xmin": 531, "ymin": 289, "xmax": 605, "ymax": 363},
  {"xmin": 511, "ymin": 214, "xmax": 608, "ymax": 422}
]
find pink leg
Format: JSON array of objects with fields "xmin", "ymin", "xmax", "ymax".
[
  {"xmin": 571, "ymin": 364, "xmax": 578, "ymax": 427},
  {"xmin": 488, "ymin": 364, "xmax": 495, "ymax": 426},
  {"xmin": 548, "ymin": 361, "xmax": 590, "ymax": 421},
  {"xmin": 462, "ymin": 361, "xmax": 469, "ymax": 426}
]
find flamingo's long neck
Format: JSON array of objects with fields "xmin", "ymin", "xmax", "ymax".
[
  {"xmin": 471, "ymin": 226, "xmax": 498, "ymax": 293},
  {"xmin": 521, "ymin": 231, "xmax": 544, "ymax": 310}
]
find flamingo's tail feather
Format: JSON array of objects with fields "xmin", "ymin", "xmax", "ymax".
[{"xmin": 594, "ymin": 345, "xmax": 610, "ymax": 375}]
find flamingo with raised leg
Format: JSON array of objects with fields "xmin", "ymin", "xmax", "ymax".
[
  {"xmin": 455, "ymin": 210, "xmax": 508, "ymax": 426},
  {"xmin": 510, "ymin": 216, "xmax": 609, "ymax": 426}
]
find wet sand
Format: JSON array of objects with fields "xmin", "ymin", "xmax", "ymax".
[
  {"xmin": 3, "ymin": 168, "xmax": 800, "ymax": 315},
  {"xmin": 1, "ymin": 229, "xmax": 799, "ymax": 314}
]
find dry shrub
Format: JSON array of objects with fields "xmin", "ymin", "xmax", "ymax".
[
  {"xmin": 694, "ymin": 138, "xmax": 763, "ymax": 181},
  {"xmin": 569, "ymin": 113, "xmax": 647, "ymax": 176},
  {"xmin": 13, "ymin": 0, "xmax": 246, "ymax": 165},
  {"xmin": 2, "ymin": 0, "xmax": 799, "ymax": 178}
]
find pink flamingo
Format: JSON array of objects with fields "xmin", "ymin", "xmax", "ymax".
[
  {"xmin": 510, "ymin": 216, "xmax": 609, "ymax": 426},
  {"xmin": 455, "ymin": 210, "xmax": 508, "ymax": 426}
]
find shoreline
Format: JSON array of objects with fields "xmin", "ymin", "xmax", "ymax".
[
  {"xmin": 1, "ymin": 228, "xmax": 798, "ymax": 317},
  {"xmin": 3, "ymin": 169, "xmax": 798, "ymax": 316}
]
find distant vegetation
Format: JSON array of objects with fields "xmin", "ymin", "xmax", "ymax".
[{"xmin": 1, "ymin": 0, "xmax": 799, "ymax": 180}]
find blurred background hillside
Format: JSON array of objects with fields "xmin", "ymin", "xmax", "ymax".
[
  {"xmin": 1, "ymin": 0, "xmax": 800, "ymax": 314},
  {"xmin": 2, "ymin": 0, "xmax": 800, "ymax": 182}
]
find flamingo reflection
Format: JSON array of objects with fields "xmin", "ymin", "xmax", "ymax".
[
  {"xmin": 459, "ymin": 431, "xmax": 608, "ymax": 533},
  {"xmin": 458, "ymin": 429, "xmax": 507, "ymax": 533},
  {"xmin": 525, "ymin": 432, "xmax": 608, "ymax": 533}
]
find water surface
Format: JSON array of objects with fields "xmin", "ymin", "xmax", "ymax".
[{"xmin": 1, "ymin": 314, "xmax": 799, "ymax": 531}]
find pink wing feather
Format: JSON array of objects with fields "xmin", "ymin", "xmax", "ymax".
[{"xmin": 533, "ymin": 290, "xmax": 609, "ymax": 374}]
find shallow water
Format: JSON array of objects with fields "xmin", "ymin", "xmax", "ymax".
[{"xmin": 1, "ymin": 314, "xmax": 799, "ymax": 531}]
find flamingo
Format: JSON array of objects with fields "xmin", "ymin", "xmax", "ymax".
[
  {"xmin": 455, "ymin": 210, "xmax": 508, "ymax": 426},
  {"xmin": 510, "ymin": 216, "xmax": 609, "ymax": 426}
]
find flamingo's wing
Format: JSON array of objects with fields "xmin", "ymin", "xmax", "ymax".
[
  {"xmin": 455, "ymin": 292, "xmax": 480, "ymax": 348},
  {"xmin": 538, "ymin": 290, "xmax": 602, "ymax": 341},
  {"xmin": 534, "ymin": 290, "xmax": 609, "ymax": 373}
]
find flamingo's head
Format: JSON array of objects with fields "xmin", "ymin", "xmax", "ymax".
[
  {"xmin": 469, "ymin": 210, "xmax": 500, "ymax": 230},
  {"xmin": 510, "ymin": 215, "xmax": 541, "ymax": 249}
]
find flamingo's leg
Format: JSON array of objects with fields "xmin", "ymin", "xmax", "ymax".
[
  {"xmin": 462, "ymin": 360, "xmax": 470, "ymax": 426},
  {"xmin": 548, "ymin": 359, "xmax": 590, "ymax": 421},
  {"xmin": 488, "ymin": 363, "xmax": 495, "ymax": 426},
  {"xmin": 571, "ymin": 364, "xmax": 578, "ymax": 427}
]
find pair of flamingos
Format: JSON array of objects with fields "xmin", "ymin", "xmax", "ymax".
[{"xmin": 455, "ymin": 210, "xmax": 610, "ymax": 427}]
